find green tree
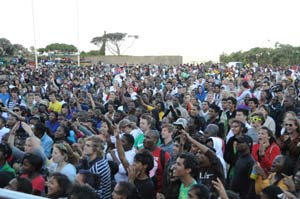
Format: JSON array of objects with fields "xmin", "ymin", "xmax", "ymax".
[
  {"xmin": 44, "ymin": 43, "xmax": 78, "ymax": 54},
  {"xmin": 0, "ymin": 38, "xmax": 14, "ymax": 56}
]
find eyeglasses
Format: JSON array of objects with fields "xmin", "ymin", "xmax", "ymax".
[
  {"xmin": 250, "ymin": 116, "xmax": 262, "ymax": 122},
  {"xmin": 13, "ymin": 109, "xmax": 20, "ymax": 112},
  {"xmin": 285, "ymin": 123, "xmax": 294, "ymax": 127}
]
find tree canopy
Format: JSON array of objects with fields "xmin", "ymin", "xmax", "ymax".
[
  {"xmin": 38, "ymin": 43, "xmax": 78, "ymax": 54},
  {"xmin": 219, "ymin": 42, "xmax": 300, "ymax": 67},
  {"xmin": 0, "ymin": 38, "xmax": 29, "ymax": 56},
  {"xmin": 91, "ymin": 32, "xmax": 138, "ymax": 55}
]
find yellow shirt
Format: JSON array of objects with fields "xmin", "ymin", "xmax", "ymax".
[
  {"xmin": 48, "ymin": 100, "xmax": 62, "ymax": 113},
  {"xmin": 146, "ymin": 105, "xmax": 164, "ymax": 121}
]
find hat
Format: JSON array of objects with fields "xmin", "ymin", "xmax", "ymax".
[
  {"xmin": 39, "ymin": 99, "xmax": 49, "ymax": 107},
  {"xmin": 235, "ymin": 135, "xmax": 253, "ymax": 145},
  {"xmin": 173, "ymin": 118, "xmax": 187, "ymax": 129}
]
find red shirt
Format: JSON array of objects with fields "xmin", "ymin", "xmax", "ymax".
[
  {"xmin": 151, "ymin": 147, "xmax": 170, "ymax": 193},
  {"xmin": 252, "ymin": 142, "xmax": 280, "ymax": 174},
  {"xmin": 21, "ymin": 174, "xmax": 45, "ymax": 193}
]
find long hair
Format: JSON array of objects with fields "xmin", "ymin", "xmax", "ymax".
[
  {"xmin": 85, "ymin": 136, "xmax": 104, "ymax": 158},
  {"xmin": 47, "ymin": 173, "xmax": 72, "ymax": 199}
]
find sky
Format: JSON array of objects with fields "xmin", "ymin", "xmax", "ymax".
[{"xmin": 1, "ymin": 0, "xmax": 300, "ymax": 63}]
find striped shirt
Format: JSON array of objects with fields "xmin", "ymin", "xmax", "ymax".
[{"xmin": 89, "ymin": 157, "xmax": 111, "ymax": 199}]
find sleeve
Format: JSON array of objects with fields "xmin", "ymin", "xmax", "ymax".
[
  {"xmin": 32, "ymin": 176, "xmax": 45, "ymax": 193},
  {"xmin": 44, "ymin": 139, "xmax": 53, "ymax": 158},
  {"xmin": 146, "ymin": 105, "xmax": 154, "ymax": 111},
  {"xmin": 260, "ymin": 144, "xmax": 281, "ymax": 171}
]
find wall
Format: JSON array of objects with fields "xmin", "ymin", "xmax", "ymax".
[{"xmin": 83, "ymin": 55, "xmax": 183, "ymax": 65}]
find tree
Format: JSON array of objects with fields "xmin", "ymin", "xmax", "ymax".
[
  {"xmin": 12, "ymin": 44, "xmax": 29, "ymax": 56},
  {"xmin": 0, "ymin": 38, "xmax": 14, "ymax": 56},
  {"xmin": 91, "ymin": 32, "xmax": 138, "ymax": 55},
  {"xmin": 44, "ymin": 43, "xmax": 78, "ymax": 54}
]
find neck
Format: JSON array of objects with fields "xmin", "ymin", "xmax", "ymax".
[
  {"xmin": 164, "ymin": 137, "xmax": 172, "ymax": 145},
  {"xmin": 89, "ymin": 153, "xmax": 97, "ymax": 161},
  {"xmin": 181, "ymin": 175, "xmax": 194, "ymax": 187},
  {"xmin": 57, "ymin": 161, "xmax": 67, "ymax": 168}
]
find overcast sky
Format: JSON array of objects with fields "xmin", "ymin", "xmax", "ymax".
[{"xmin": 1, "ymin": 0, "xmax": 300, "ymax": 62}]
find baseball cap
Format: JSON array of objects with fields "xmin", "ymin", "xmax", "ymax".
[{"xmin": 173, "ymin": 118, "xmax": 187, "ymax": 129}]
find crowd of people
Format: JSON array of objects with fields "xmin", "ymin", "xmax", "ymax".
[{"xmin": 0, "ymin": 62, "xmax": 300, "ymax": 199}]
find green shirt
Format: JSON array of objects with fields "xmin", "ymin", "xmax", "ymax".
[
  {"xmin": 178, "ymin": 179, "xmax": 197, "ymax": 199},
  {"xmin": 134, "ymin": 133, "xmax": 161, "ymax": 150},
  {"xmin": 0, "ymin": 162, "xmax": 16, "ymax": 177}
]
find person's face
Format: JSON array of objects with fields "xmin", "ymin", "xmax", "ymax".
[
  {"xmin": 284, "ymin": 98, "xmax": 293, "ymax": 107},
  {"xmin": 190, "ymin": 106, "xmax": 199, "ymax": 117},
  {"xmin": 202, "ymin": 102, "xmax": 208, "ymax": 111},
  {"xmin": 236, "ymin": 141, "xmax": 249, "ymax": 153},
  {"xmin": 221, "ymin": 100, "xmax": 227, "ymax": 110},
  {"xmin": 24, "ymin": 139, "xmax": 34, "ymax": 153},
  {"xmin": 47, "ymin": 176, "xmax": 60, "ymax": 196},
  {"xmin": 101, "ymin": 122, "xmax": 109, "ymax": 133},
  {"xmin": 270, "ymin": 155, "xmax": 284, "ymax": 172},
  {"xmin": 135, "ymin": 108, "xmax": 143, "ymax": 117},
  {"xmin": 52, "ymin": 147, "xmax": 65, "ymax": 163},
  {"xmin": 27, "ymin": 95, "xmax": 34, "ymax": 103},
  {"xmin": 294, "ymin": 171, "xmax": 300, "ymax": 190},
  {"xmin": 49, "ymin": 94, "xmax": 56, "ymax": 102},
  {"xmin": 173, "ymin": 141, "xmax": 180, "ymax": 156},
  {"xmin": 231, "ymin": 122, "xmax": 242, "ymax": 136},
  {"xmin": 248, "ymin": 101, "xmax": 256, "ymax": 109},
  {"xmin": 227, "ymin": 100, "xmax": 234, "ymax": 110},
  {"xmin": 55, "ymin": 126, "xmax": 66, "ymax": 139},
  {"xmin": 5, "ymin": 178, "xmax": 18, "ymax": 191},
  {"xmin": 184, "ymin": 95, "xmax": 191, "ymax": 103},
  {"xmin": 139, "ymin": 118, "xmax": 150, "ymax": 132},
  {"xmin": 108, "ymin": 104, "xmax": 114, "ymax": 113},
  {"xmin": 276, "ymin": 91, "xmax": 283, "ymax": 99},
  {"xmin": 173, "ymin": 157, "xmax": 187, "ymax": 177},
  {"xmin": 62, "ymin": 106, "xmax": 68, "ymax": 114},
  {"xmin": 250, "ymin": 116, "xmax": 262, "ymax": 129},
  {"xmin": 235, "ymin": 111, "xmax": 247, "ymax": 122},
  {"xmin": 208, "ymin": 108, "xmax": 216, "ymax": 119},
  {"xmin": 83, "ymin": 141, "xmax": 95, "ymax": 156},
  {"xmin": 49, "ymin": 112, "xmax": 56, "ymax": 122},
  {"xmin": 12, "ymin": 107, "xmax": 21, "ymax": 115},
  {"xmin": 173, "ymin": 98, "xmax": 179, "ymax": 107},
  {"xmin": 206, "ymin": 94, "xmax": 214, "ymax": 102},
  {"xmin": 112, "ymin": 183, "xmax": 126, "ymax": 199},
  {"xmin": 0, "ymin": 86, "xmax": 6, "ymax": 93},
  {"xmin": 284, "ymin": 120, "xmax": 297, "ymax": 134},
  {"xmin": 21, "ymin": 159, "xmax": 34, "ymax": 174},
  {"xmin": 258, "ymin": 107, "xmax": 267, "ymax": 117},
  {"xmin": 188, "ymin": 189, "xmax": 199, "ymax": 199},
  {"xmin": 258, "ymin": 129, "xmax": 270, "ymax": 144},
  {"xmin": 11, "ymin": 92, "xmax": 18, "ymax": 98},
  {"xmin": 143, "ymin": 132, "xmax": 156, "ymax": 149},
  {"xmin": 161, "ymin": 127, "xmax": 172, "ymax": 140}
]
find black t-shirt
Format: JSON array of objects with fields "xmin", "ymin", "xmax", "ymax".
[{"xmin": 134, "ymin": 178, "xmax": 156, "ymax": 199}]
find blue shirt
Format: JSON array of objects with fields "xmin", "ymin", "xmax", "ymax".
[{"xmin": 45, "ymin": 120, "xmax": 60, "ymax": 135}]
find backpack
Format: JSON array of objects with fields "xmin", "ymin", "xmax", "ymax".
[{"xmin": 151, "ymin": 149, "xmax": 166, "ymax": 189}]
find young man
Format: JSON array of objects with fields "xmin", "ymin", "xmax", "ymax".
[
  {"xmin": 143, "ymin": 130, "xmax": 170, "ymax": 193},
  {"xmin": 173, "ymin": 153, "xmax": 199, "ymax": 199},
  {"xmin": 160, "ymin": 124, "xmax": 175, "ymax": 155},
  {"xmin": 230, "ymin": 134, "xmax": 255, "ymax": 198},
  {"xmin": 248, "ymin": 98, "xmax": 259, "ymax": 114},
  {"xmin": 115, "ymin": 128, "xmax": 156, "ymax": 199},
  {"xmin": 81, "ymin": 136, "xmax": 111, "ymax": 199},
  {"xmin": 0, "ymin": 143, "xmax": 15, "ymax": 177},
  {"xmin": 134, "ymin": 114, "xmax": 153, "ymax": 150},
  {"xmin": 48, "ymin": 91, "xmax": 62, "ymax": 113}
]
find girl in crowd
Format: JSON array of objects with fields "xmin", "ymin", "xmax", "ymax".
[
  {"xmin": 252, "ymin": 127, "xmax": 281, "ymax": 175},
  {"xmin": 46, "ymin": 172, "xmax": 72, "ymax": 199},
  {"xmin": 48, "ymin": 143, "xmax": 78, "ymax": 182}
]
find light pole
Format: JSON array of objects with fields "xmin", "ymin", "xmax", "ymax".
[
  {"xmin": 76, "ymin": 0, "xmax": 80, "ymax": 67},
  {"xmin": 31, "ymin": 0, "xmax": 38, "ymax": 68}
]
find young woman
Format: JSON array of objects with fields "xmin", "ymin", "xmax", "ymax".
[
  {"xmin": 48, "ymin": 143, "xmax": 78, "ymax": 182},
  {"xmin": 252, "ymin": 127, "xmax": 281, "ymax": 175},
  {"xmin": 46, "ymin": 172, "xmax": 72, "ymax": 199}
]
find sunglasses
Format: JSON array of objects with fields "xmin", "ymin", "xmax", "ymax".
[
  {"xmin": 285, "ymin": 123, "xmax": 294, "ymax": 127},
  {"xmin": 250, "ymin": 116, "xmax": 262, "ymax": 122},
  {"xmin": 13, "ymin": 109, "xmax": 20, "ymax": 112}
]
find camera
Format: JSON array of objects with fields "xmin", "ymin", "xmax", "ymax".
[{"xmin": 270, "ymin": 84, "xmax": 283, "ymax": 93}]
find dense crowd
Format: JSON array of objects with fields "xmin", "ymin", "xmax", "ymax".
[{"xmin": 0, "ymin": 63, "xmax": 300, "ymax": 199}]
